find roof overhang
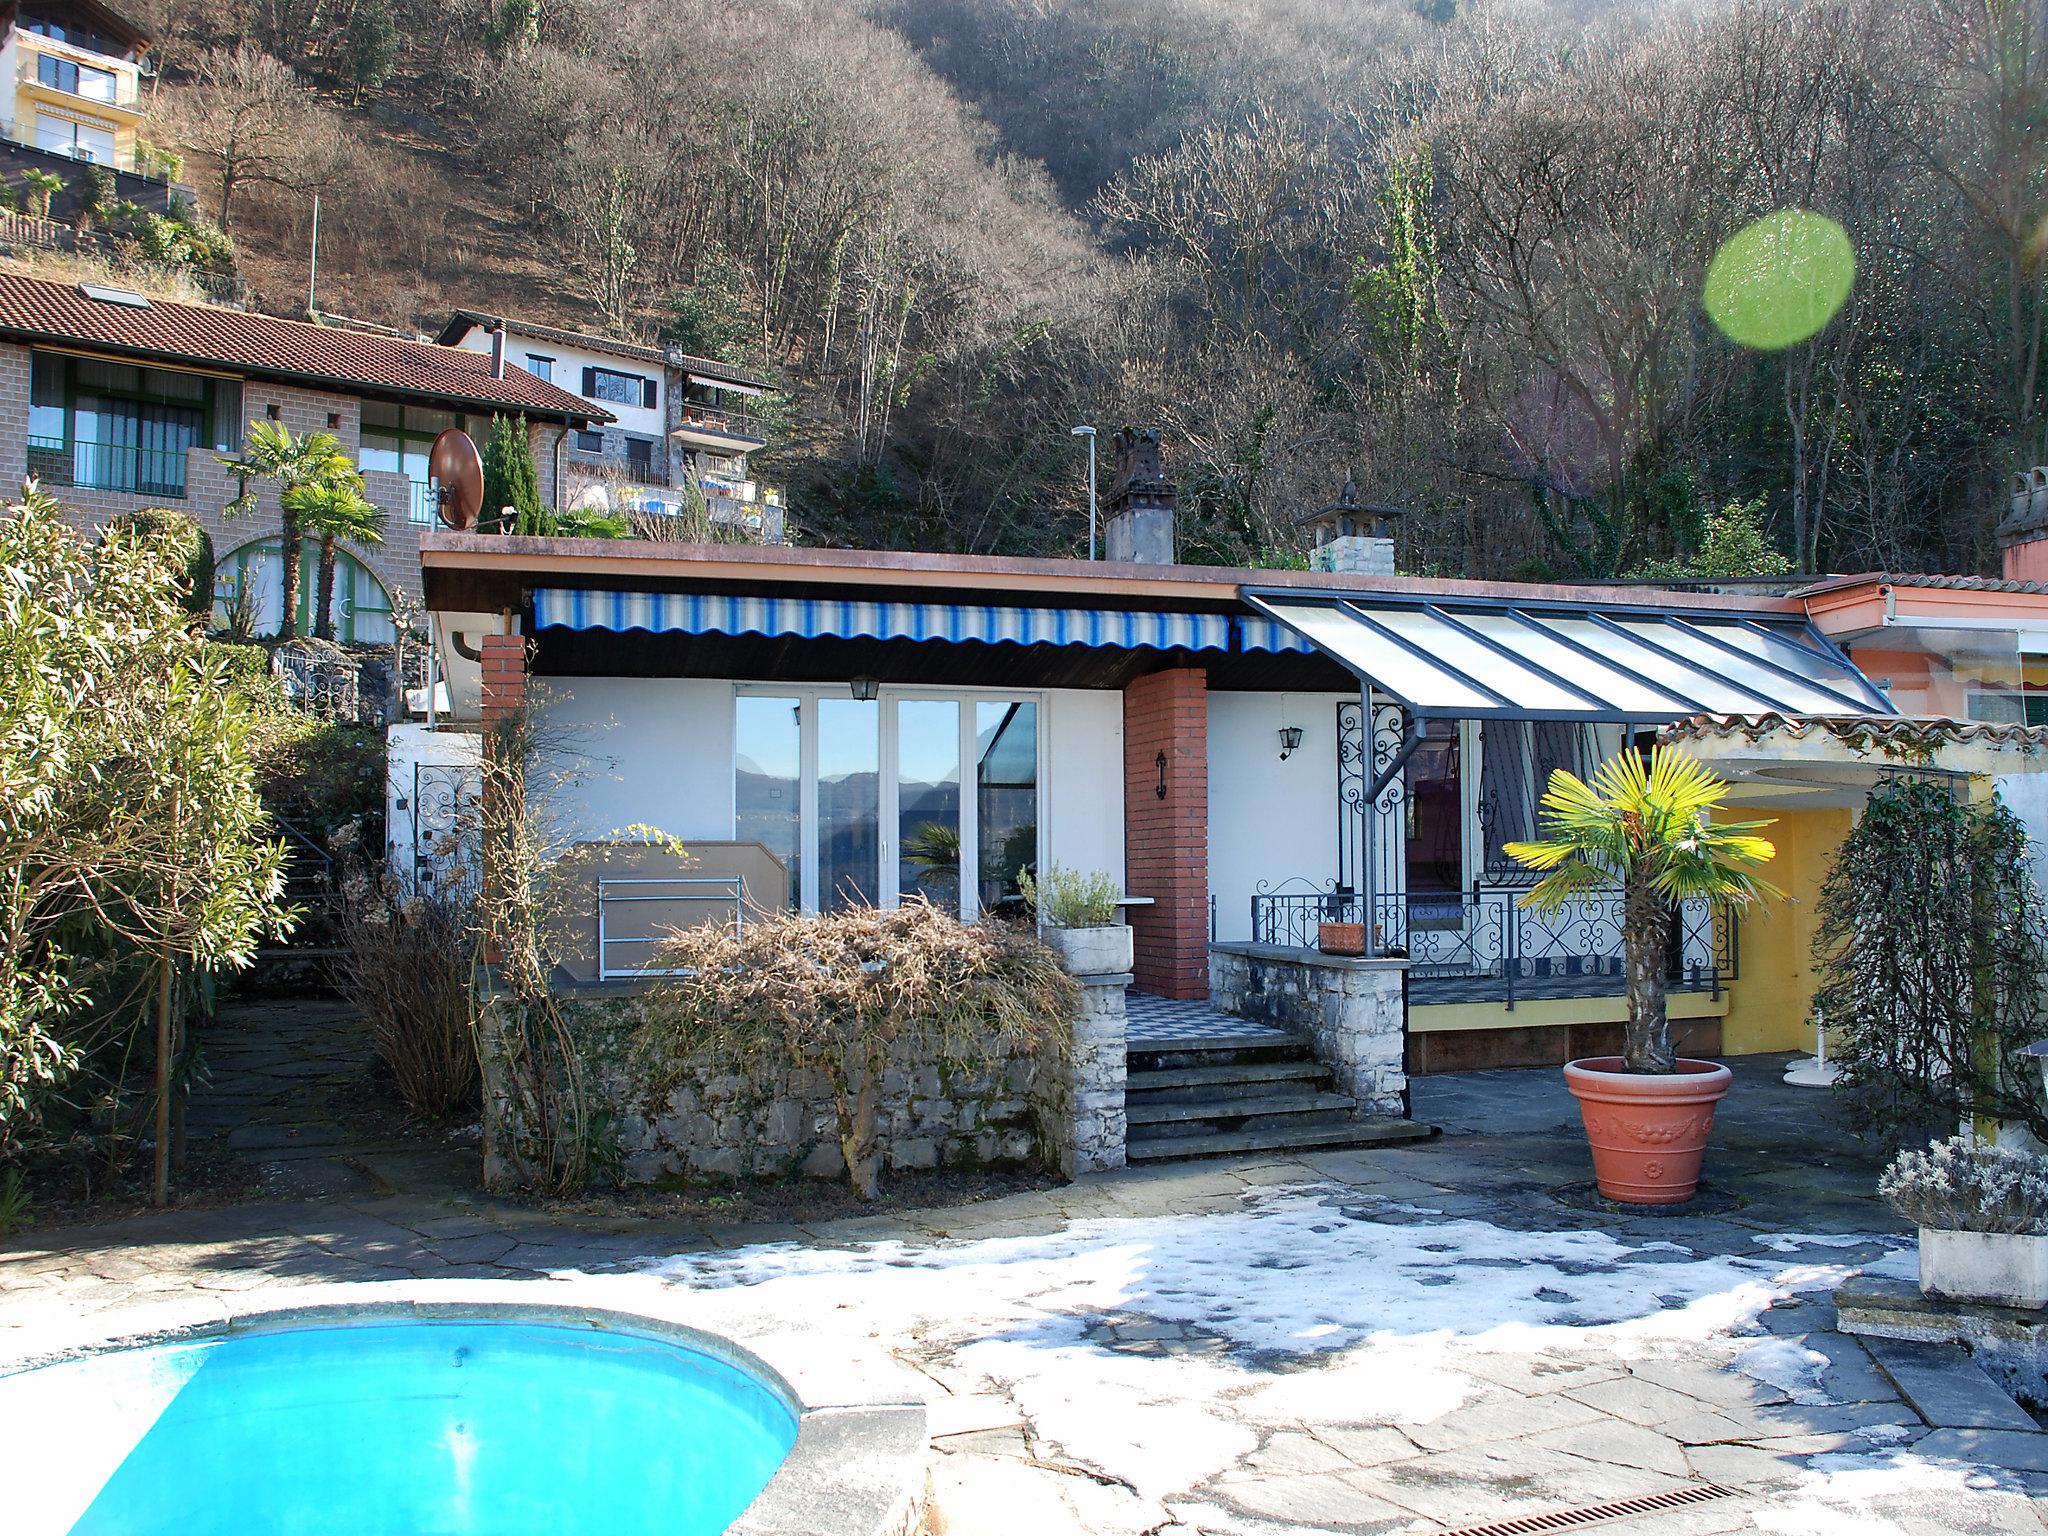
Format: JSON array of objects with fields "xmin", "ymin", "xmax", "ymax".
[
  {"xmin": 1242, "ymin": 588, "xmax": 1890, "ymax": 723},
  {"xmin": 1803, "ymin": 576, "xmax": 2048, "ymax": 654},
  {"xmin": 1662, "ymin": 713, "xmax": 2048, "ymax": 809},
  {"xmin": 418, "ymin": 533, "xmax": 1813, "ymax": 629}
]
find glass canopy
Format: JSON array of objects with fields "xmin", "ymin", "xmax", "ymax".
[{"xmin": 1245, "ymin": 592, "xmax": 1891, "ymax": 721}]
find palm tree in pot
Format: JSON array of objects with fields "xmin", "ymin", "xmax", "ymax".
[{"xmin": 1505, "ymin": 744, "xmax": 1777, "ymax": 1203}]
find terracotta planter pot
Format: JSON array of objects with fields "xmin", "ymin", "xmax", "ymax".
[
  {"xmin": 1562, "ymin": 1056, "xmax": 1733, "ymax": 1205},
  {"xmin": 1318, "ymin": 921, "xmax": 1366, "ymax": 956}
]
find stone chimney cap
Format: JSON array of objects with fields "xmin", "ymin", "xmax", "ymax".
[{"xmin": 1297, "ymin": 477, "xmax": 1404, "ymax": 530}]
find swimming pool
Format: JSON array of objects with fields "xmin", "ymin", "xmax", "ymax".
[{"xmin": 3, "ymin": 1313, "xmax": 799, "ymax": 1536}]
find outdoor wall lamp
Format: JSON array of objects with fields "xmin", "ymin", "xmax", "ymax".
[
  {"xmin": 849, "ymin": 675, "xmax": 880, "ymax": 702},
  {"xmin": 1278, "ymin": 725, "xmax": 1304, "ymax": 760},
  {"xmin": 1155, "ymin": 749, "xmax": 1168, "ymax": 799}
]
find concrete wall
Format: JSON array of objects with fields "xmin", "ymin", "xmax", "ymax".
[
  {"xmin": 1208, "ymin": 690, "xmax": 1351, "ymax": 943},
  {"xmin": 450, "ymin": 327, "xmax": 668, "ymax": 482},
  {"xmin": 1045, "ymin": 687, "xmax": 1126, "ymax": 889}
]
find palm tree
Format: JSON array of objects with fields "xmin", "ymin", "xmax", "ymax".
[
  {"xmin": 1505, "ymin": 745, "xmax": 1778, "ymax": 1073},
  {"xmin": 19, "ymin": 169, "xmax": 65, "ymax": 220},
  {"xmin": 218, "ymin": 422, "xmax": 353, "ymax": 640},
  {"xmin": 286, "ymin": 470, "xmax": 385, "ymax": 640}
]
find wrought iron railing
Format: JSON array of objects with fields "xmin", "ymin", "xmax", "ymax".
[{"xmin": 1248, "ymin": 882, "xmax": 1737, "ymax": 1007}]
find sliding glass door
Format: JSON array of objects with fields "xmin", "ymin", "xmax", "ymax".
[{"xmin": 735, "ymin": 687, "xmax": 1039, "ymax": 918}]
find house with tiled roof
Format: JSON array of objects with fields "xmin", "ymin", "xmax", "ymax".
[
  {"xmin": 0, "ymin": 271, "xmax": 608, "ymax": 640},
  {"xmin": 436, "ymin": 310, "xmax": 781, "ymax": 541}
]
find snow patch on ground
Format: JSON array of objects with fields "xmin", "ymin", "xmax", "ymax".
[
  {"xmin": 624, "ymin": 1186, "xmax": 1913, "ymax": 1502},
  {"xmin": 1738, "ymin": 1336, "xmax": 1835, "ymax": 1404}
]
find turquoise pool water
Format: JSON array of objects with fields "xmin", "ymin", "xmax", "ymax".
[{"xmin": 2, "ymin": 1317, "xmax": 798, "ymax": 1536}]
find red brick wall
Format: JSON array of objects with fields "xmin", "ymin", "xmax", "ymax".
[
  {"xmin": 479, "ymin": 633, "xmax": 527, "ymax": 731},
  {"xmin": 1124, "ymin": 667, "xmax": 1209, "ymax": 999}
]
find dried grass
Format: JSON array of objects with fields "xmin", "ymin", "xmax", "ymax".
[{"xmin": 639, "ymin": 900, "xmax": 1076, "ymax": 1198}]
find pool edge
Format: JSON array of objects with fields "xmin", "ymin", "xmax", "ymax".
[{"xmin": 0, "ymin": 1277, "xmax": 930, "ymax": 1536}]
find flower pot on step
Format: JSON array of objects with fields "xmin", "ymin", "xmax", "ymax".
[
  {"xmin": 1318, "ymin": 921, "xmax": 1366, "ymax": 956},
  {"xmin": 1041, "ymin": 923, "xmax": 1133, "ymax": 978},
  {"xmin": 1918, "ymin": 1228, "xmax": 2048, "ymax": 1309},
  {"xmin": 1562, "ymin": 1056, "xmax": 1733, "ymax": 1205}
]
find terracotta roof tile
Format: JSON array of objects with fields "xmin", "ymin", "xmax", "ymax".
[
  {"xmin": 0, "ymin": 273, "xmax": 609, "ymax": 421},
  {"xmin": 1661, "ymin": 711, "xmax": 2048, "ymax": 752},
  {"xmin": 437, "ymin": 309, "xmax": 776, "ymax": 391},
  {"xmin": 1794, "ymin": 572, "xmax": 2048, "ymax": 597}
]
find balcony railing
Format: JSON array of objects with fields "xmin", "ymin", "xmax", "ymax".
[
  {"xmin": 1247, "ymin": 884, "xmax": 1737, "ymax": 1007},
  {"xmin": 405, "ymin": 479, "xmax": 435, "ymax": 526},
  {"xmin": 675, "ymin": 401, "xmax": 764, "ymax": 442},
  {"xmin": 27, "ymin": 433, "xmax": 188, "ymax": 498}
]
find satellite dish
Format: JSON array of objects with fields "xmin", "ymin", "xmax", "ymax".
[{"xmin": 428, "ymin": 428, "xmax": 484, "ymax": 531}]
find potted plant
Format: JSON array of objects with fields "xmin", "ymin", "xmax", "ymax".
[
  {"xmin": 1318, "ymin": 913, "xmax": 1366, "ymax": 956},
  {"xmin": 1881, "ymin": 1135, "xmax": 2048, "ymax": 1309},
  {"xmin": 1020, "ymin": 864, "xmax": 1131, "ymax": 976},
  {"xmin": 1505, "ymin": 745, "xmax": 1778, "ymax": 1204}
]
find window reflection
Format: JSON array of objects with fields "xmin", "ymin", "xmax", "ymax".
[
  {"xmin": 976, "ymin": 701, "xmax": 1038, "ymax": 916},
  {"xmin": 818, "ymin": 698, "xmax": 879, "ymax": 910},
  {"xmin": 897, "ymin": 699, "xmax": 960, "ymax": 913},
  {"xmin": 734, "ymin": 696, "xmax": 800, "ymax": 909}
]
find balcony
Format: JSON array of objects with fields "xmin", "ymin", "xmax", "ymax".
[
  {"xmin": 18, "ymin": 39, "xmax": 142, "ymax": 115},
  {"xmin": 673, "ymin": 401, "xmax": 767, "ymax": 452},
  {"xmin": 27, "ymin": 433, "xmax": 188, "ymax": 498}
]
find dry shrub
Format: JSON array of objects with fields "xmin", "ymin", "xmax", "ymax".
[
  {"xmin": 333, "ymin": 838, "xmax": 480, "ymax": 1118},
  {"xmin": 641, "ymin": 900, "xmax": 1077, "ymax": 1199}
]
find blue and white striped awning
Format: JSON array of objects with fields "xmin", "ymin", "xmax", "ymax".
[{"xmin": 534, "ymin": 588, "xmax": 1284, "ymax": 652}]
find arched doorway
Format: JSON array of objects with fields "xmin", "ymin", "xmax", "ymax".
[{"xmin": 216, "ymin": 538, "xmax": 396, "ymax": 644}]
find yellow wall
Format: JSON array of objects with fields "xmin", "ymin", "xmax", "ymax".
[
  {"xmin": 1411, "ymin": 991, "xmax": 1726, "ymax": 1034},
  {"xmin": 1721, "ymin": 804, "xmax": 1852, "ymax": 1055}
]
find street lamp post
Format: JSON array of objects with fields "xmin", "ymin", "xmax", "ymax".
[{"xmin": 1070, "ymin": 424, "xmax": 1098, "ymax": 560}]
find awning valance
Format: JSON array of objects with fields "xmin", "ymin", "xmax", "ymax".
[
  {"xmin": 1243, "ymin": 591, "xmax": 1892, "ymax": 721},
  {"xmin": 533, "ymin": 588, "xmax": 1243, "ymax": 652}
]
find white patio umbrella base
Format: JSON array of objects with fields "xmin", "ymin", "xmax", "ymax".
[{"xmin": 1783, "ymin": 1056, "xmax": 1842, "ymax": 1087}]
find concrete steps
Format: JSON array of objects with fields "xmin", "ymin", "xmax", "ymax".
[{"xmin": 1125, "ymin": 1028, "xmax": 1427, "ymax": 1162}]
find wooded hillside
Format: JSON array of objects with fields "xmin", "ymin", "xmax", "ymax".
[{"xmin": 130, "ymin": 0, "xmax": 2046, "ymax": 576}]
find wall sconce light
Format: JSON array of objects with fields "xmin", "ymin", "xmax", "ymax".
[
  {"xmin": 1278, "ymin": 725, "xmax": 1304, "ymax": 760},
  {"xmin": 849, "ymin": 676, "xmax": 879, "ymax": 702}
]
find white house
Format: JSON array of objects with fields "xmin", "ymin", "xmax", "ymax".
[
  {"xmin": 402, "ymin": 429, "xmax": 1934, "ymax": 1091},
  {"xmin": 437, "ymin": 311, "xmax": 780, "ymax": 538}
]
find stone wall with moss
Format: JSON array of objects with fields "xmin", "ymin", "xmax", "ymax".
[{"xmin": 479, "ymin": 984, "xmax": 1061, "ymax": 1187}]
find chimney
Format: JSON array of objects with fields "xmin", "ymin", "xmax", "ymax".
[
  {"xmin": 1999, "ymin": 467, "xmax": 2048, "ymax": 582},
  {"xmin": 1104, "ymin": 427, "xmax": 1177, "ymax": 564},
  {"xmin": 1304, "ymin": 474, "xmax": 1400, "ymax": 577},
  {"xmin": 489, "ymin": 323, "xmax": 506, "ymax": 380}
]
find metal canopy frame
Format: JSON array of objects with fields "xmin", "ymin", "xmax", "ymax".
[{"xmin": 1239, "ymin": 587, "xmax": 1891, "ymax": 723}]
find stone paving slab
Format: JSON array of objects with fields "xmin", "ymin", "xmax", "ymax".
[{"xmin": 1864, "ymin": 1337, "xmax": 2041, "ymax": 1431}]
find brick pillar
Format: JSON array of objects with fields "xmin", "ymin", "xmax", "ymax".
[
  {"xmin": 479, "ymin": 632, "xmax": 527, "ymax": 729},
  {"xmin": 1123, "ymin": 667, "xmax": 1209, "ymax": 999}
]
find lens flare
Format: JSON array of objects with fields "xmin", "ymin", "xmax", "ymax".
[{"xmin": 1703, "ymin": 210, "xmax": 1855, "ymax": 351}]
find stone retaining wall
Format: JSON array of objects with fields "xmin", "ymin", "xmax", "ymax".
[
  {"xmin": 477, "ymin": 977, "xmax": 1128, "ymax": 1189},
  {"xmin": 1209, "ymin": 942, "xmax": 1409, "ymax": 1117}
]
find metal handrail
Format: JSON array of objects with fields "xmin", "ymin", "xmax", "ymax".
[
  {"xmin": 1248, "ymin": 884, "xmax": 1737, "ymax": 1008},
  {"xmin": 596, "ymin": 876, "xmax": 744, "ymax": 980}
]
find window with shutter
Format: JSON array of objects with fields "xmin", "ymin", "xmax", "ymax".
[
  {"xmin": 642, "ymin": 378, "xmax": 658, "ymax": 409},
  {"xmin": 581, "ymin": 366, "xmax": 597, "ymax": 396}
]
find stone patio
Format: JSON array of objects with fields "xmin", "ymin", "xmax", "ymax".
[{"xmin": 3, "ymin": 1008, "xmax": 2045, "ymax": 1535}]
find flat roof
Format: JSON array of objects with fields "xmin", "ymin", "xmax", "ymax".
[{"xmin": 419, "ymin": 531, "xmax": 1814, "ymax": 622}]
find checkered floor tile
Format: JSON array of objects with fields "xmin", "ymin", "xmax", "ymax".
[{"xmin": 1124, "ymin": 990, "xmax": 1294, "ymax": 1046}]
